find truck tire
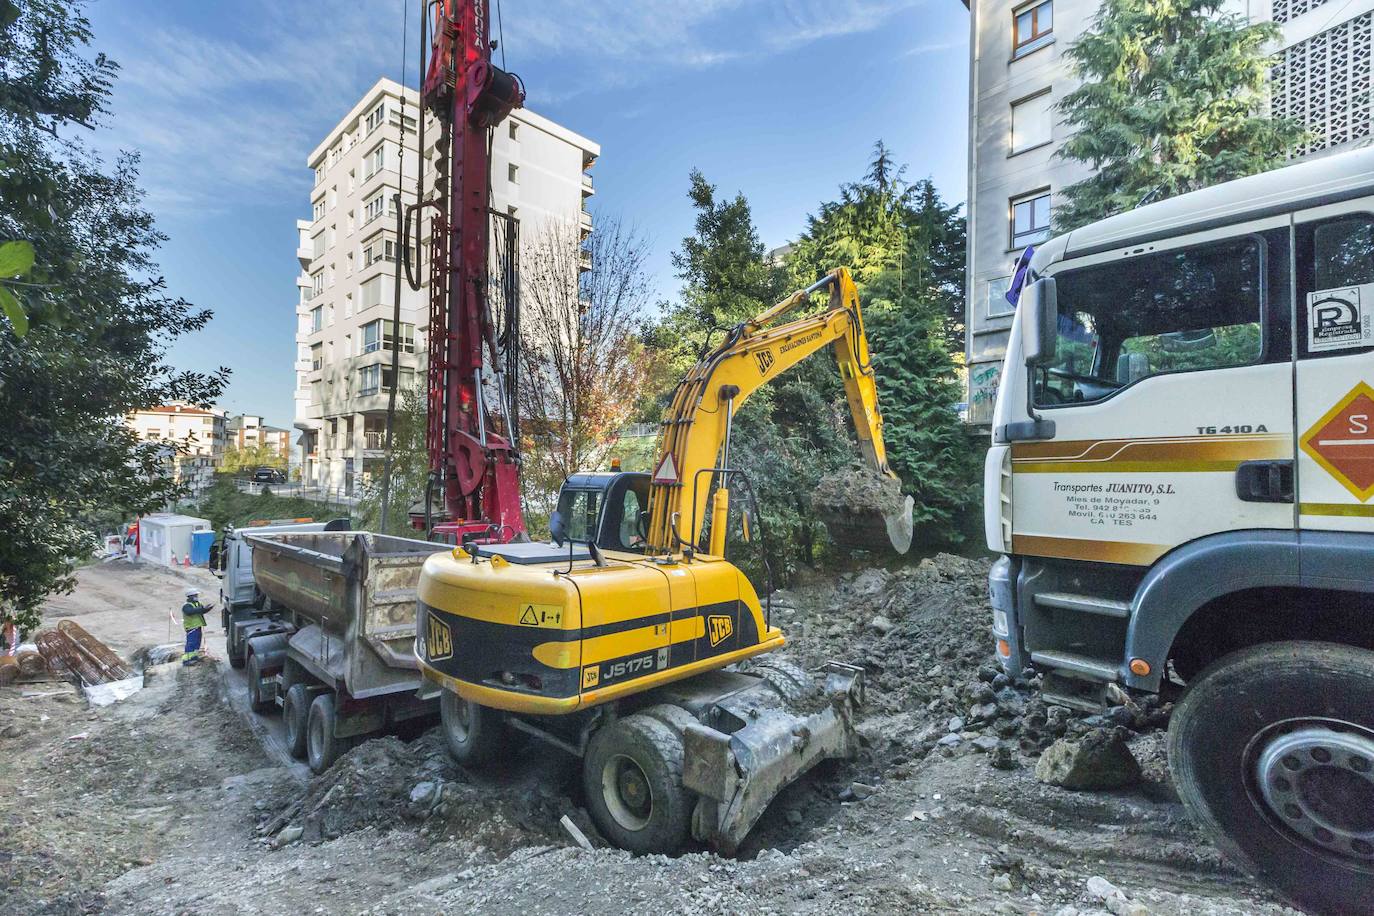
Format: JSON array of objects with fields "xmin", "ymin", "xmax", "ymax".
[
  {"xmin": 283, "ymin": 684, "xmax": 311, "ymax": 759},
  {"xmin": 227, "ymin": 625, "xmax": 246, "ymax": 669},
  {"xmin": 1168, "ymin": 641, "xmax": 1374, "ymax": 915},
  {"xmin": 246, "ymin": 652, "xmax": 272, "ymax": 714},
  {"xmin": 583, "ymin": 713, "xmax": 692, "ymax": 855},
  {"xmin": 439, "ymin": 691, "xmax": 507, "ymax": 767},
  {"xmin": 307, "ymin": 692, "xmax": 345, "ymax": 773}
]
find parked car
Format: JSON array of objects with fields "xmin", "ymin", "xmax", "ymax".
[{"xmin": 252, "ymin": 467, "xmax": 287, "ymax": 484}]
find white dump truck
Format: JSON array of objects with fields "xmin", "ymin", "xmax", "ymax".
[{"xmin": 985, "ymin": 146, "xmax": 1374, "ymax": 915}]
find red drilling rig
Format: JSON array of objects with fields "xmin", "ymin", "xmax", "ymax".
[{"xmin": 415, "ymin": 0, "xmax": 526, "ymax": 543}]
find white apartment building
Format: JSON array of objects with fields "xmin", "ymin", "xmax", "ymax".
[
  {"xmin": 960, "ymin": 0, "xmax": 1374, "ymax": 423},
  {"xmin": 294, "ymin": 78, "xmax": 600, "ymax": 493},
  {"xmin": 225, "ymin": 414, "xmax": 291, "ymax": 458},
  {"xmin": 127, "ymin": 403, "xmax": 228, "ymax": 499}
]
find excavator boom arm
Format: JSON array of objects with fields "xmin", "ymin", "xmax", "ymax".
[{"xmin": 647, "ymin": 268, "xmax": 891, "ymax": 552}]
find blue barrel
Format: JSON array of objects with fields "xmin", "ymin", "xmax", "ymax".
[{"xmin": 190, "ymin": 530, "xmax": 215, "ymax": 566}]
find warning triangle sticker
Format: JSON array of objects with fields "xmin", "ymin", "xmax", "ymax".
[
  {"xmin": 652, "ymin": 452, "xmax": 678, "ymax": 484},
  {"xmin": 519, "ymin": 606, "xmax": 538, "ymax": 626}
]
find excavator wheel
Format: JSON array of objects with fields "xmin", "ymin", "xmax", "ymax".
[
  {"xmin": 583, "ymin": 713, "xmax": 693, "ymax": 855},
  {"xmin": 748, "ymin": 658, "xmax": 813, "ymax": 706},
  {"xmin": 440, "ymin": 691, "xmax": 509, "ymax": 768}
]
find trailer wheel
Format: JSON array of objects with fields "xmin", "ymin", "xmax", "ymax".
[
  {"xmin": 246, "ymin": 652, "xmax": 272, "ymax": 714},
  {"xmin": 1169, "ymin": 641, "xmax": 1374, "ymax": 915},
  {"xmin": 583, "ymin": 714, "xmax": 692, "ymax": 855},
  {"xmin": 439, "ymin": 691, "xmax": 507, "ymax": 767},
  {"xmin": 283, "ymin": 684, "xmax": 311, "ymax": 759},
  {"xmin": 307, "ymin": 692, "xmax": 345, "ymax": 773}
]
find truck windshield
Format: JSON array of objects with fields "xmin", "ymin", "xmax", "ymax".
[{"xmin": 1034, "ymin": 236, "xmax": 1263, "ymax": 407}]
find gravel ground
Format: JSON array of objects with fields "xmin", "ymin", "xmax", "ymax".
[{"xmin": 1, "ymin": 556, "xmax": 1302, "ymax": 915}]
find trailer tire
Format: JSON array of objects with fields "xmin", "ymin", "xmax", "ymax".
[
  {"xmin": 1169, "ymin": 641, "xmax": 1374, "ymax": 916},
  {"xmin": 246, "ymin": 652, "xmax": 272, "ymax": 714},
  {"xmin": 439, "ymin": 691, "xmax": 507, "ymax": 767},
  {"xmin": 306, "ymin": 692, "xmax": 346, "ymax": 773},
  {"xmin": 283, "ymin": 684, "xmax": 311, "ymax": 759},
  {"xmin": 583, "ymin": 713, "xmax": 692, "ymax": 855}
]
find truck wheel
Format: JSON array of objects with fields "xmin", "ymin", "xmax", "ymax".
[
  {"xmin": 246, "ymin": 652, "xmax": 272, "ymax": 714},
  {"xmin": 283, "ymin": 684, "xmax": 311, "ymax": 759},
  {"xmin": 440, "ymin": 691, "xmax": 507, "ymax": 767},
  {"xmin": 307, "ymin": 692, "xmax": 345, "ymax": 773},
  {"xmin": 227, "ymin": 627, "xmax": 246, "ymax": 669},
  {"xmin": 583, "ymin": 714, "xmax": 692, "ymax": 855},
  {"xmin": 1169, "ymin": 641, "xmax": 1374, "ymax": 915}
]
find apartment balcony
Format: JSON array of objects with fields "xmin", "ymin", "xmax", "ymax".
[
  {"xmin": 579, "ymin": 246, "xmax": 593, "ymax": 272},
  {"xmin": 581, "ymin": 173, "xmax": 594, "ymax": 197},
  {"xmin": 579, "ymin": 210, "xmax": 593, "ymax": 236},
  {"xmin": 297, "ymin": 245, "xmax": 312, "ymax": 268}
]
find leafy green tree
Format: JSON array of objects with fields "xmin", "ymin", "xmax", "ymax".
[
  {"xmin": 220, "ymin": 443, "xmax": 287, "ymax": 475},
  {"xmin": 354, "ymin": 386, "xmax": 431, "ymax": 536},
  {"xmin": 787, "ymin": 144, "xmax": 980, "ymax": 536},
  {"xmin": 1054, "ymin": 0, "xmax": 1308, "ymax": 231},
  {"xmin": 0, "ymin": 0, "xmax": 226, "ymax": 633}
]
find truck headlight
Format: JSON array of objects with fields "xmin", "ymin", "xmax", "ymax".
[{"xmin": 993, "ymin": 608, "xmax": 1009, "ymax": 637}]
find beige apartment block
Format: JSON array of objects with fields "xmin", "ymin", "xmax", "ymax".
[
  {"xmin": 294, "ymin": 78, "xmax": 599, "ymax": 495},
  {"xmin": 226, "ymin": 414, "xmax": 291, "ymax": 458},
  {"xmin": 127, "ymin": 403, "xmax": 228, "ymax": 499},
  {"xmin": 959, "ymin": 0, "xmax": 1374, "ymax": 424}
]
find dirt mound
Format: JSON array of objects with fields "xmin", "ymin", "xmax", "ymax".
[{"xmin": 260, "ymin": 731, "xmax": 578, "ymax": 855}]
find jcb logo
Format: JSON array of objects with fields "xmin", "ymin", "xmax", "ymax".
[
  {"xmin": 427, "ymin": 614, "xmax": 453, "ymax": 662},
  {"xmin": 754, "ymin": 350, "xmax": 775, "ymax": 375},
  {"xmin": 707, "ymin": 614, "xmax": 733, "ymax": 647}
]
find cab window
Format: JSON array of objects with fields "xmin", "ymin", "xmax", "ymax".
[
  {"xmin": 1298, "ymin": 214, "xmax": 1374, "ymax": 359},
  {"xmin": 557, "ymin": 489, "xmax": 600, "ymax": 543},
  {"xmin": 1034, "ymin": 236, "xmax": 1264, "ymax": 407},
  {"xmin": 597, "ymin": 477, "xmax": 649, "ymax": 552}
]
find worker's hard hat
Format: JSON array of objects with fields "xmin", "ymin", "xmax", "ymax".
[{"xmin": 185, "ymin": 587, "xmax": 200, "ymax": 598}]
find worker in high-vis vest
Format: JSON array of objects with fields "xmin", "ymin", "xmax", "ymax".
[{"xmin": 181, "ymin": 588, "xmax": 209, "ymax": 665}]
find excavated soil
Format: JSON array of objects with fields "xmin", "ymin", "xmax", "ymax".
[{"xmin": 2, "ymin": 558, "xmax": 1300, "ymax": 915}]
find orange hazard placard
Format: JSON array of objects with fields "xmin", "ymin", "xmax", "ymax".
[{"xmin": 1301, "ymin": 382, "xmax": 1374, "ymax": 501}]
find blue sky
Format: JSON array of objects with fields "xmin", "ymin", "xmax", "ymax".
[{"xmin": 83, "ymin": 0, "xmax": 970, "ymax": 430}]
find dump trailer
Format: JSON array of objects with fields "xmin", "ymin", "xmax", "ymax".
[
  {"xmin": 217, "ymin": 518, "xmax": 351, "ymax": 669},
  {"xmin": 243, "ymin": 531, "xmax": 447, "ymax": 772},
  {"xmin": 985, "ymin": 146, "xmax": 1374, "ymax": 916}
]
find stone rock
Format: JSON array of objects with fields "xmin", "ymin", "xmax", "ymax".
[
  {"xmin": 947, "ymin": 716, "xmax": 965, "ymax": 732},
  {"xmin": 936, "ymin": 733, "xmax": 962, "ymax": 748},
  {"xmin": 1035, "ymin": 729, "xmax": 1141, "ymax": 790},
  {"xmin": 849, "ymin": 782, "xmax": 877, "ymax": 800},
  {"xmin": 869, "ymin": 615, "xmax": 895, "ymax": 635},
  {"xmin": 785, "ymin": 809, "xmax": 803, "ymax": 827},
  {"xmin": 970, "ymin": 735, "xmax": 1000, "ymax": 754},
  {"xmin": 989, "ymin": 744, "xmax": 1018, "ymax": 770},
  {"xmin": 991, "ymin": 873, "xmax": 1013, "ymax": 891},
  {"xmin": 850, "ymin": 568, "xmax": 890, "ymax": 599},
  {"xmin": 274, "ymin": 825, "xmax": 303, "ymax": 847},
  {"xmin": 409, "ymin": 781, "xmax": 437, "ymax": 806}
]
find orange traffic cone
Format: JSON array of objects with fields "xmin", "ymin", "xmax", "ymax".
[{"xmin": 184, "ymin": 553, "xmax": 191, "ymax": 568}]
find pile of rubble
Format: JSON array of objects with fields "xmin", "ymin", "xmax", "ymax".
[{"xmin": 775, "ymin": 554, "xmax": 1170, "ymax": 789}]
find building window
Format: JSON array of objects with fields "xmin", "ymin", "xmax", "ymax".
[
  {"xmin": 1013, "ymin": 0, "xmax": 1053, "ymax": 57},
  {"xmin": 361, "ymin": 319, "xmax": 415, "ymax": 354},
  {"xmin": 312, "ymin": 199, "xmax": 325, "ymax": 222},
  {"xmin": 344, "ymin": 293, "xmax": 353, "ymax": 318},
  {"xmin": 314, "ymin": 165, "xmax": 325, "ymax": 186},
  {"xmin": 310, "ymin": 306, "xmax": 323, "ymax": 333},
  {"xmin": 509, "ymin": 121, "xmax": 519, "ymax": 141},
  {"xmin": 311, "ymin": 343, "xmax": 322, "ymax": 371},
  {"xmin": 364, "ymin": 143, "xmax": 385, "ymax": 179},
  {"xmin": 365, "ymin": 102, "xmax": 386, "ymax": 135},
  {"xmin": 508, "ymin": 163, "xmax": 519, "ymax": 184},
  {"xmin": 1011, "ymin": 191, "xmax": 1052, "ymax": 249},
  {"xmin": 1010, "ymin": 90, "xmax": 1053, "ymax": 154},
  {"xmin": 363, "ymin": 193, "xmax": 385, "ymax": 226},
  {"xmin": 986, "ymin": 276, "xmax": 1015, "ymax": 318},
  {"xmin": 360, "ymin": 275, "xmax": 384, "ymax": 310},
  {"xmin": 363, "ymin": 234, "xmax": 396, "ymax": 267},
  {"xmin": 328, "ymin": 186, "xmax": 337, "ymax": 209},
  {"xmin": 311, "ymin": 271, "xmax": 324, "ymax": 298}
]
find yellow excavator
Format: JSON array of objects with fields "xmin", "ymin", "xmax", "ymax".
[{"xmin": 415, "ymin": 268, "xmax": 912, "ymax": 854}]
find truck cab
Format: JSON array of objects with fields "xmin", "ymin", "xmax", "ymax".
[{"xmin": 986, "ymin": 146, "xmax": 1374, "ymax": 913}]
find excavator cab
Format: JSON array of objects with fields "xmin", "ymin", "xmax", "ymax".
[{"xmin": 554, "ymin": 472, "xmax": 651, "ymax": 553}]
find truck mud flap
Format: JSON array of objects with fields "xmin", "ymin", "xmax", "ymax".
[{"xmin": 682, "ymin": 663, "xmax": 864, "ymax": 854}]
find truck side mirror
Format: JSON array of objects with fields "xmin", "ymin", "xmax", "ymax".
[
  {"xmin": 549, "ymin": 510, "xmax": 567, "ymax": 547},
  {"xmin": 1023, "ymin": 276, "xmax": 1058, "ymax": 367}
]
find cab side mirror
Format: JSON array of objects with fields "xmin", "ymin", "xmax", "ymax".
[
  {"xmin": 549, "ymin": 510, "xmax": 567, "ymax": 547},
  {"xmin": 1023, "ymin": 276, "xmax": 1058, "ymax": 368}
]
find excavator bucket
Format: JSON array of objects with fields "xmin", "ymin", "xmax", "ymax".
[{"xmin": 812, "ymin": 466, "xmax": 915, "ymax": 554}]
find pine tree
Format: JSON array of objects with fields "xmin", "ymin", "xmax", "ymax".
[{"xmin": 1055, "ymin": 0, "xmax": 1308, "ymax": 231}]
